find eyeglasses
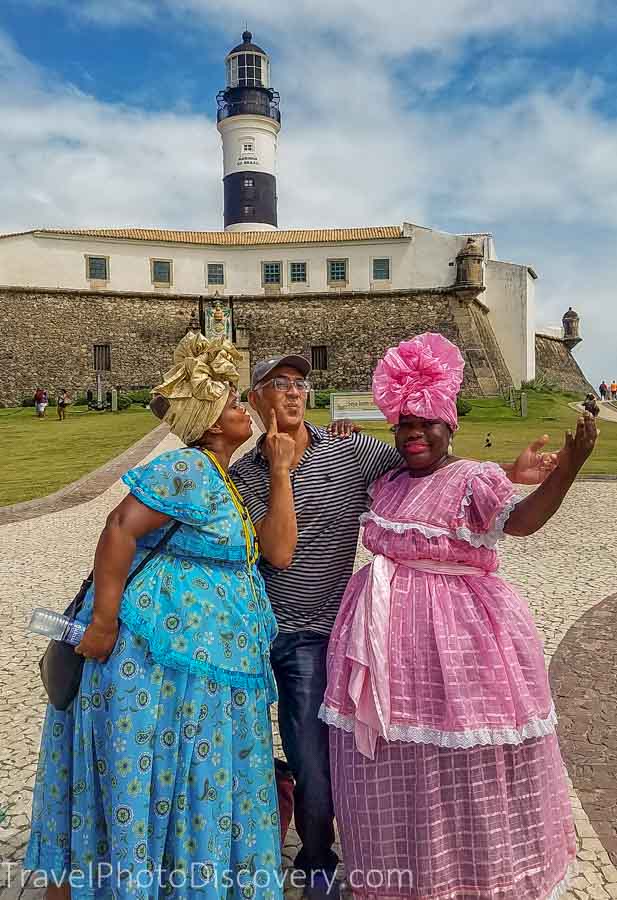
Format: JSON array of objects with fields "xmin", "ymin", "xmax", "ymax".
[{"xmin": 257, "ymin": 377, "xmax": 311, "ymax": 393}]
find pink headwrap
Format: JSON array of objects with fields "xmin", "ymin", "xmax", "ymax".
[{"xmin": 372, "ymin": 333, "xmax": 464, "ymax": 431}]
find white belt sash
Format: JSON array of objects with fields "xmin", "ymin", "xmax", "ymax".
[{"xmin": 345, "ymin": 555, "xmax": 490, "ymax": 759}]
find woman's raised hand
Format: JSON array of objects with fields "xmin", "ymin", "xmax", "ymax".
[
  {"xmin": 557, "ymin": 412, "xmax": 598, "ymax": 477},
  {"xmin": 262, "ymin": 410, "xmax": 296, "ymax": 471},
  {"xmin": 327, "ymin": 418, "xmax": 360, "ymax": 438},
  {"xmin": 504, "ymin": 435, "xmax": 559, "ymax": 485}
]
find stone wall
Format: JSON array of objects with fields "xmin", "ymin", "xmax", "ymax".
[
  {"xmin": 535, "ymin": 334, "xmax": 594, "ymax": 394},
  {"xmin": 0, "ymin": 285, "xmax": 514, "ymax": 406},
  {"xmin": 0, "ymin": 287, "xmax": 195, "ymax": 405},
  {"xmin": 234, "ymin": 287, "xmax": 512, "ymax": 397}
]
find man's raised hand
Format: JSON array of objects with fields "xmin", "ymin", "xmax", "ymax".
[{"xmin": 262, "ymin": 410, "xmax": 296, "ymax": 471}]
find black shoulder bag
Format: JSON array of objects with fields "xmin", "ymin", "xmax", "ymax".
[{"xmin": 39, "ymin": 520, "xmax": 181, "ymax": 710}]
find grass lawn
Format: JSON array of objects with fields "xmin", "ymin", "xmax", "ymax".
[
  {"xmin": 0, "ymin": 406, "xmax": 156, "ymax": 506},
  {"xmin": 1, "ymin": 392, "xmax": 612, "ymax": 508},
  {"xmin": 306, "ymin": 392, "xmax": 617, "ymax": 475}
]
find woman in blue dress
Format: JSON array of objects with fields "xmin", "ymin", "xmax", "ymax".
[{"xmin": 25, "ymin": 334, "xmax": 297, "ymax": 899}]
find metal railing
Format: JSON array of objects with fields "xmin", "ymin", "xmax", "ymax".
[{"xmin": 216, "ymin": 91, "xmax": 281, "ymax": 123}]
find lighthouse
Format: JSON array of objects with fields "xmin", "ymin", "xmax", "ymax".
[{"xmin": 217, "ymin": 31, "xmax": 281, "ymax": 232}]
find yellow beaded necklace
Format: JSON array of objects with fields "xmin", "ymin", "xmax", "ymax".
[{"xmin": 200, "ymin": 449, "xmax": 259, "ymax": 566}]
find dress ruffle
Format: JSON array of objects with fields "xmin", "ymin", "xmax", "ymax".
[
  {"xmin": 120, "ymin": 602, "xmax": 277, "ymax": 701},
  {"xmin": 360, "ymin": 493, "xmax": 520, "ymax": 549},
  {"xmin": 361, "ymin": 461, "xmax": 521, "ymax": 550},
  {"xmin": 122, "ymin": 472, "xmax": 214, "ymax": 525},
  {"xmin": 121, "ymin": 448, "xmax": 218, "ymax": 526},
  {"xmin": 319, "ymin": 701, "xmax": 558, "ymax": 748}
]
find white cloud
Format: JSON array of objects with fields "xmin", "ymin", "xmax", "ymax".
[
  {"xmin": 427, "ymin": 82, "xmax": 617, "ymax": 229},
  {"xmin": 0, "ymin": 6, "xmax": 616, "ymax": 386},
  {"xmin": 0, "ymin": 32, "xmax": 221, "ymax": 230},
  {"xmin": 33, "ymin": 0, "xmax": 613, "ymax": 59}
]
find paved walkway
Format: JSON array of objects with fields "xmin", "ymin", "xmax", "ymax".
[
  {"xmin": 570, "ymin": 401, "xmax": 617, "ymax": 424},
  {"xmin": 1, "ymin": 430, "xmax": 617, "ymax": 898},
  {"xmin": 0, "ymin": 424, "xmax": 169, "ymax": 527},
  {"xmin": 551, "ymin": 593, "xmax": 617, "ymax": 869}
]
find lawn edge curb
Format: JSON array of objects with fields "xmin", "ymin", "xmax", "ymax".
[{"xmin": 0, "ymin": 423, "xmax": 169, "ymax": 526}]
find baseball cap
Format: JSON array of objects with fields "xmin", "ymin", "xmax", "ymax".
[{"xmin": 251, "ymin": 354, "xmax": 312, "ymax": 390}]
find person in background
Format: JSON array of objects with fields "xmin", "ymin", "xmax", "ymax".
[
  {"xmin": 321, "ymin": 332, "xmax": 596, "ymax": 900},
  {"xmin": 57, "ymin": 389, "xmax": 71, "ymax": 421},
  {"xmin": 599, "ymin": 380, "xmax": 608, "ymax": 400},
  {"xmin": 611, "ymin": 379, "xmax": 617, "ymax": 400},
  {"xmin": 34, "ymin": 387, "xmax": 48, "ymax": 418},
  {"xmin": 583, "ymin": 393, "xmax": 600, "ymax": 418}
]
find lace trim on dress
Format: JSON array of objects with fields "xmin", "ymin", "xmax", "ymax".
[
  {"xmin": 454, "ymin": 494, "xmax": 521, "ymax": 549},
  {"xmin": 318, "ymin": 703, "xmax": 558, "ymax": 748},
  {"xmin": 544, "ymin": 863, "xmax": 576, "ymax": 900},
  {"xmin": 453, "ymin": 465, "xmax": 522, "ymax": 548},
  {"xmin": 360, "ymin": 489, "xmax": 521, "ymax": 550},
  {"xmin": 359, "ymin": 510, "xmax": 452, "ymax": 539}
]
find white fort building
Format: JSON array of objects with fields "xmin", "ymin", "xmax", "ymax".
[{"xmin": 0, "ymin": 31, "xmax": 590, "ymax": 403}]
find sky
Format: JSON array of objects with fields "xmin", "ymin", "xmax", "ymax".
[{"xmin": 1, "ymin": 0, "xmax": 617, "ymax": 387}]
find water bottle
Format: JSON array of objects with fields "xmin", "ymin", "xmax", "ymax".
[{"xmin": 29, "ymin": 608, "xmax": 86, "ymax": 646}]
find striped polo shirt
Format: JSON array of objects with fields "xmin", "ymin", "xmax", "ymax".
[{"xmin": 230, "ymin": 423, "xmax": 401, "ymax": 636}]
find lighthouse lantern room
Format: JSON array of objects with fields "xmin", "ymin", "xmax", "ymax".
[{"xmin": 217, "ymin": 31, "xmax": 281, "ymax": 232}]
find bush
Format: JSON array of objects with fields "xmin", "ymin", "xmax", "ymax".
[
  {"xmin": 456, "ymin": 397, "xmax": 472, "ymax": 417},
  {"xmin": 521, "ymin": 374, "xmax": 559, "ymax": 393},
  {"xmin": 315, "ymin": 388, "xmax": 334, "ymax": 409},
  {"xmin": 126, "ymin": 389, "xmax": 152, "ymax": 407},
  {"xmin": 240, "ymin": 388, "xmax": 250, "ymax": 402},
  {"xmin": 117, "ymin": 392, "xmax": 132, "ymax": 411}
]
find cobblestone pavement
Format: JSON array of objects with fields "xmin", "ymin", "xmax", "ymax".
[
  {"xmin": 596, "ymin": 401, "xmax": 617, "ymax": 422},
  {"xmin": 551, "ymin": 593, "xmax": 617, "ymax": 869},
  {"xmin": 1, "ymin": 431, "xmax": 617, "ymax": 898}
]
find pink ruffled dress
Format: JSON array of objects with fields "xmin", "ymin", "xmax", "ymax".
[{"xmin": 320, "ymin": 459, "xmax": 575, "ymax": 900}]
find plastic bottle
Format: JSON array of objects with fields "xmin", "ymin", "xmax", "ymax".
[{"xmin": 29, "ymin": 608, "xmax": 86, "ymax": 646}]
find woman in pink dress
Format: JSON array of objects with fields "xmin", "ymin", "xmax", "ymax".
[{"xmin": 320, "ymin": 333, "xmax": 596, "ymax": 900}]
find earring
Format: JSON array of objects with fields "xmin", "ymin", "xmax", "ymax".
[{"xmin": 448, "ymin": 440, "xmax": 453, "ymax": 455}]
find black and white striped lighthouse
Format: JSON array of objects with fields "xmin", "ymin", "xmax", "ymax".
[{"xmin": 217, "ymin": 31, "xmax": 281, "ymax": 232}]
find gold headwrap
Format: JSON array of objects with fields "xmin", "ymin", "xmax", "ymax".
[{"xmin": 152, "ymin": 332, "xmax": 243, "ymax": 445}]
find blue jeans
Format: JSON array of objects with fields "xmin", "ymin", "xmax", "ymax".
[{"xmin": 271, "ymin": 631, "xmax": 339, "ymax": 877}]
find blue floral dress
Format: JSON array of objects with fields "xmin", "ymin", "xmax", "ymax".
[{"xmin": 25, "ymin": 448, "xmax": 282, "ymax": 899}]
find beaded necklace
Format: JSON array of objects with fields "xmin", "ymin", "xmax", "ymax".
[
  {"xmin": 200, "ymin": 448, "xmax": 259, "ymax": 566},
  {"xmin": 199, "ymin": 449, "xmax": 274, "ymax": 689}
]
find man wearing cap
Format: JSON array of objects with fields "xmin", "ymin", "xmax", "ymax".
[{"xmin": 230, "ymin": 353, "xmax": 557, "ymax": 895}]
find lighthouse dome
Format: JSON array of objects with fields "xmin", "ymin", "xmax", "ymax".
[
  {"xmin": 228, "ymin": 31, "xmax": 267, "ymax": 56},
  {"xmin": 225, "ymin": 31, "xmax": 271, "ymax": 89}
]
